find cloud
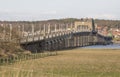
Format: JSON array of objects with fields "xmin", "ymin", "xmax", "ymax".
[
  {"xmin": 40, "ymin": 11, "xmax": 57, "ymax": 15},
  {"xmin": 0, "ymin": 10, "xmax": 119, "ymax": 21},
  {"xmin": 0, "ymin": 10, "xmax": 58, "ymax": 21},
  {"xmin": 0, "ymin": 10, "xmax": 57, "ymax": 15}
]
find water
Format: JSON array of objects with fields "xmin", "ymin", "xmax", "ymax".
[{"xmin": 82, "ymin": 44, "xmax": 120, "ymax": 49}]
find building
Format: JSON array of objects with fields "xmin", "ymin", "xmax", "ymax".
[{"xmin": 74, "ymin": 18, "xmax": 97, "ymax": 32}]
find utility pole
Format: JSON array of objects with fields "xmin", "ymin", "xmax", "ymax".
[
  {"xmin": 18, "ymin": 25, "xmax": 21, "ymax": 39},
  {"xmin": 66, "ymin": 24, "xmax": 68, "ymax": 31},
  {"xmin": 71, "ymin": 23, "xmax": 73, "ymax": 31},
  {"xmin": 39, "ymin": 24, "xmax": 41, "ymax": 33},
  {"xmin": 48, "ymin": 23, "xmax": 51, "ymax": 34},
  {"xmin": 22, "ymin": 25, "xmax": 24, "ymax": 38},
  {"xmin": 32, "ymin": 24, "xmax": 34, "ymax": 36},
  {"xmin": 39, "ymin": 24, "xmax": 41, "ymax": 36},
  {"xmin": 43, "ymin": 24, "xmax": 46, "ymax": 37},
  {"xmin": 58, "ymin": 24, "xmax": 60, "ymax": 31},
  {"xmin": 55, "ymin": 24, "xmax": 57, "ymax": 32},
  {"xmin": 9, "ymin": 24, "xmax": 12, "ymax": 41},
  {"xmin": 1, "ymin": 24, "xmax": 6, "ymax": 40},
  {"xmin": 39, "ymin": 24, "xmax": 41, "ymax": 40},
  {"xmin": 59, "ymin": 23, "xmax": 62, "ymax": 31},
  {"xmin": 4, "ymin": 24, "xmax": 6, "ymax": 41},
  {"xmin": 63, "ymin": 23, "xmax": 65, "ymax": 31}
]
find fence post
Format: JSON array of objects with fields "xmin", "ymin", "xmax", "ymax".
[
  {"xmin": 36, "ymin": 54, "xmax": 38, "ymax": 59},
  {"xmin": 40, "ymin": 53, "xmax": 42, "ymax": 58},
  {"xmin": 2, "ymin": 58, "xmax": 5, "ymax": 65},
  {"xmin": 10, "ymin": 56, "xmax": 14, "ymax": 64},
  {"xmin": 0, "ymin": 58, "xmax": 3, "ymax": 65},
  {"xmin": 25, "ymin": 55, "xmax": 27, "ymax": 60},
  {"xmin": 23, "ymin": 55, "xmax": 26, "ymax": 61},
  {"xmin": 6, "ymin": 57, "xmax": 9, "ymax": 64}
]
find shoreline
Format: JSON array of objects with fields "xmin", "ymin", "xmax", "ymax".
[
  {"xmin": 113, "ymin": 41, "xmax": 120, "ymax": 44},
  {"xmin": 80, "ymin": 44, "xmax": 120, "ymax": 49}
]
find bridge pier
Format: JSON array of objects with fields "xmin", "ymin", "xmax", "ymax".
[
  {"xmin": 77, "ymin": 36, "xmax": 79, "ymax": 47},
  {"xmin": 78, "ymin": 36, "xmax": 81, "ymax": 47},
  {"xmin": 74, "ymin": 36, "xmax": 77, "ymax": 47}
]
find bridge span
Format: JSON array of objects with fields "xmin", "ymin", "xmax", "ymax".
[
  {"xmin": 19, "ymin": 19, "xmax": 112, "ymax": 52},
  {"xmin": 0, "ymin": 19, "xmax": 112, "ymax": 52}
]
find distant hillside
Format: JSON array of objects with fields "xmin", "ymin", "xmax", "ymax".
[
  {"xmin": 42, "ymin": 18, "xmax": 120, "ymax": 29},
  {"xmin": 0, "ymin": 18, "xmax": 120, "ymax": 31},
  {"xmin": 95, "ymin": 19, "xmax": 120, "ymax": 29}
]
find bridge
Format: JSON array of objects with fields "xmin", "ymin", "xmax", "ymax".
[
  {"xmin": 1, "ymin": 19, "xmax": 112, "ymax": 53},
  {"xmin": 17, "ymin": 18, "xmax": 112, "ymax": 52}
]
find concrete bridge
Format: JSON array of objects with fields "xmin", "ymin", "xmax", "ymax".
[{"xmin": 19, "ymin": 19, "xmax": 112, "ymax": 52}]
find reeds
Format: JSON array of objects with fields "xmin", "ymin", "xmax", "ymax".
[{"xmin": 0, "ymin": 49, "xmax": 120, "ymax": 77}]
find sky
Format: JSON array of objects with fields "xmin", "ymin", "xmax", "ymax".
[{"xmin": 0, "ymin": 0, "xmax": 120, "ymax": 21}]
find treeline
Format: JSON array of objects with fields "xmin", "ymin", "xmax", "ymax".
[
  {"xmin": 0, "ymin": 18, "xmax": 120, "ymax": 38},
  {"xmin": 95, "ymin": 19, "xmax": 120, "ymax": 29},
  {"xmin": 0, "ymin": 18, "xmax": 120, "ymax": 31}
]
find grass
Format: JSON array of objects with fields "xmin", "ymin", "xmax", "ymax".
[{"xmin": 0, "ymin": 49, "xmax": 120, "ymax": 77}]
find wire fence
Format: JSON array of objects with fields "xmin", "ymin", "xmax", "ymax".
[
  {"xmin": 0, "ymin": 51, "xmax": 75, "ymax": 77},
  {"xmin": 0, "ymin": 52, "xmax": 57, "ymax": 65}
]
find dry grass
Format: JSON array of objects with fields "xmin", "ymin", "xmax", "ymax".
[{"xmin": 1, "ymin": 49, "xmax": 120, "ymax": 77}]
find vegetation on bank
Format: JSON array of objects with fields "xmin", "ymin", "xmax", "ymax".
[
  {"xmin": 0, "ymin": 49, "xmax": 120, "ymax": 77},
  {"xmin": 0, "ymin": 42, "xmax": 30, "ymax": 57},
  {"xmin": 0, "ymin": 26, "xmax": 30, "ymax": 57}
]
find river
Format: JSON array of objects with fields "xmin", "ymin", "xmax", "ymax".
[{"xmin": 81, "ymin": 44, "xmax": 120, "ymax": 49}]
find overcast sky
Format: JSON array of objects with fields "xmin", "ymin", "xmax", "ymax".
[{"xmin": 0, "ymin": 0, "xmax": 120, "ymax": 21}]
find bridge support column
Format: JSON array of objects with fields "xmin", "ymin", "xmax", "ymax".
[
  {"xmin": 85, "ymin": 36, "xmax": 87, "ymax": 46},
  {"xmin": 68, "ymin": 38, "xmax": 70, "ymax": 48},
  {"xmin": 79, "ymin": 36, "xmax": 81, "ymax": 47},
  {"xmin": 74, "ymin": 36, "xmax": 77, "ymax": 47},
  {"xmin": 82, "ymin": 36, "xmax": 85, "ymax": 46},
  {"xmin": 71, "ymin": 37, "xmax": 74, "ymax": 48},
  {"xmin": 79, "ymin": 36, "xmax": 82, "ymax": 47},
  {"xmin": 88, "ymin": 36, "xmax": 91, "ymax": 45},
  {"xmin": 61, "ymin": 38, "xmax": 65, "ymax": 50},
  {"xmin": 76, "ymin": 36, "xmax": 78, "ymax": 47},
  {"xmin": 84, "ymin": 36, "xmax": 86, "ymax": 46},
  {"xmin": 90, "ymin": 35, "xmax": 94, "ymax": 45},
  {"xmin": 64, "ymin": 38, "xmax": 67, "ymax": 49},
  {"xmin": 86, "ymin": 36, "xmax": 89, "ymax": 46},
  {"xmin": 77, "ymin": 36, "xmax": 80, "ymax": 47}
]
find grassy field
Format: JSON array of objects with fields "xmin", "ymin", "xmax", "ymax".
[{"xmin": 0, "ymin": 49, "xmax": 120, "ymax": 77}]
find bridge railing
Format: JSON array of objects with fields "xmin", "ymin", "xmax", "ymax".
[
  {"xmin": 20, "ymin": 30, "xmax": 72, "ymax": 43},
  {"xmin": 19, "ymin": 27, "xmax": 92, "ymax": 44}
]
